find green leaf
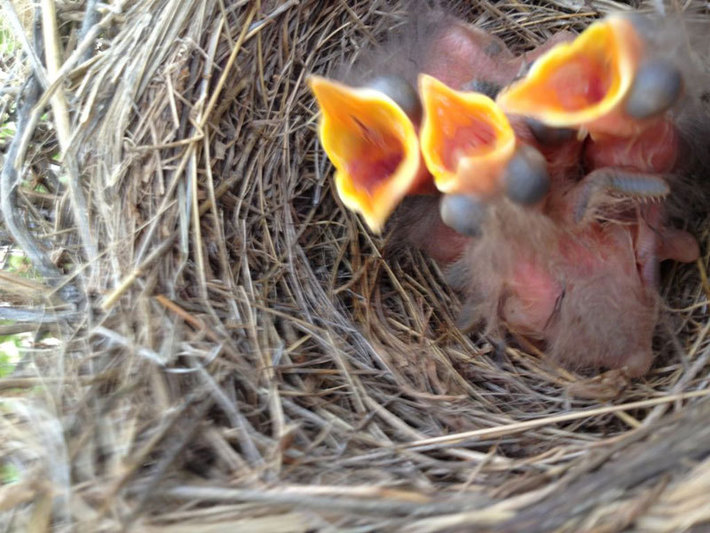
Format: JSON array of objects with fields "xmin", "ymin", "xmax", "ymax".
[
  {"xmin": 0, "ymin": 338, "xmax": 20, "ymax": 378},
  {"xmin": 0, "ymin": 121, "xmax": 15, "ymax": 140},
  {"xmin": 7, "ymin": 254, "xmax": 31, "ymax": 273},
  {"xmin": 0, "ymin": 19, "xmax": 20, "ymax": 55},
  {"xmin": 0, "ymin": 463, "xmax": 20, "ymax": 484}
]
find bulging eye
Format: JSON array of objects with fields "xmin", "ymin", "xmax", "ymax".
[
  {"xmin": 525, "ymin": 118, "xmax": 576, "ymax": 146},
  {"xmin": 625, "ymin": 59, "xmax": 683, "ymax": 120},
  {"xmin": 365, "ymin": 75, "xmax": 422, "ymax": 124},
  {"xmin": 503, "ymin": 145, "xmax": 550, "ymax": 206},
  {"xmin": 461, "ymin": 79, "xmax": 502, "ymax": 99},
  {"xmin": 439, "ymin": 193, "xmax": 488, "ymax": 237}
]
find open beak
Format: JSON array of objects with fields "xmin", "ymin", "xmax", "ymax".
[
  {"xmin": 419, "ymin": 74, "xmax": 516, "ymax": 196},
  {"xmin": 309, "ymin": 75, "xmax": 426, "ymax": 233},
  {"xmin": 496, "ymin": 15, "xmax": 647, "ymax": 138}
]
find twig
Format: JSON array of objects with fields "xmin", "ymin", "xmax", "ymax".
[
  {"xmin": 100, "ymin": 236, "xmax": 177, "ymax": 310},
  {"xmin": 41, "ymin": 0, "xmax": 98, "ymax": 265},
  {"xmin": 0, "ymin": 307, "xmax": 78, "ymax": 322},
  {"xmin": 156, "ymin": 485, "xmax": 480, "ymax": 517},
  {"xmin": 0, "ymin": 74, "xmax": 64, "ymax": 283},
  {"xmin": 77, "ymin": 0, "xmax": 100, "ymax": 64},
  {"xmin": 399, "ymin": 389, "xmax": 710, "ymax": 452}
]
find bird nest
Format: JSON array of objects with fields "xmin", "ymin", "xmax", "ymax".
[{"xmin": 2, "ymin": 0, "xmax": 710, "ymax": 531}]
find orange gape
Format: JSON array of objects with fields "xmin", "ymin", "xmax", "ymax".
[
  {"xmin": 308, "ymin": 76, "xmax": 426, "ymax": 233},
  {"xmin": 418, "ymin": 74, "xmax": 516, "ymax": 197},
  {"xmin": 497, "ymin": 15, "xmax": 646, "ymax": 137}
]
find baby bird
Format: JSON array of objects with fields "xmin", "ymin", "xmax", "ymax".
[{"xmin": 310, "ymin": 10, "xmax": 708, "ymax": 377}]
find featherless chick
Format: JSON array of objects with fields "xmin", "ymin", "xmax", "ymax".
[{"xmin": 310, "ymin": 9, "xmax": 709, "ymax": 377}]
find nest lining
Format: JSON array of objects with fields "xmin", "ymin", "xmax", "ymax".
[{"xmin": 0, "ymin": 0, "xmax": 709, "ymax": 531}]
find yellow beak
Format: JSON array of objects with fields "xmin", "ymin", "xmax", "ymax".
[
  {"xmin": 309, "ymin": 75, "xmax": 424, "ymax": 233},
  {"xmin": 496, "ymin": 16, "xmax": 643, "ymax": 137},
  {"xmin": 419, "ymin": 74, "xmax": 516, "ymax": 196}
]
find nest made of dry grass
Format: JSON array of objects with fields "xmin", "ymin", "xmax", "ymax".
[{"xmin": 1, "ymin": 0, "xmax": 710, "ymax": 531}]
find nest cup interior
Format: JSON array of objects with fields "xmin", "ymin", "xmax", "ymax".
[{"xmin": 1, "ymin": 1, "xmax": 710, "ymax": 531}]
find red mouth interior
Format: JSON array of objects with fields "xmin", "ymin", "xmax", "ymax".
[
  {"xmin": 546, "ymin": 55, "xmax": 611, "ymax": 111},
  {"xmin": 439, "ymin": 119, "xmax": 495, "ymax": 172},
  {"xmin": 344, "ymin": 119, "xmax": 404, "ymax": 195}
]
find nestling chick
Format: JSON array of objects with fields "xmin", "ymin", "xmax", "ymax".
[{"xmin": 310, "ymin": 10, "xmax": 708, "ymax": 377}]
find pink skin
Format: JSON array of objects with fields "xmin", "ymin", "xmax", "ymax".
[
  {"xmin": 442, "ymin": 188, "xmax": 686, "ymax": 376},
  {"xmin": 422, "ymin": 22, "xmax": 518, "ymax": 89},
  {"xmin": 584, "ymin": 119, "xmax": 679, "ymax": 173},
  {"xmin": 395, "ymin": 196, "xmax": 471, "ymax": 266},
  {"xmin": 422, "ymin": 22, "xmax": 575, "ymax": 92},
  {"xmin": 471, "ymin": 119, "xmax": 699, "ymax": 376},
  {"xmin": 581, "ymin": 118, "xmax": 699, "ymax": 272},
  {"xmin": 490, "ymin": 203, "xmax": 659, "ymax": 376}
]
